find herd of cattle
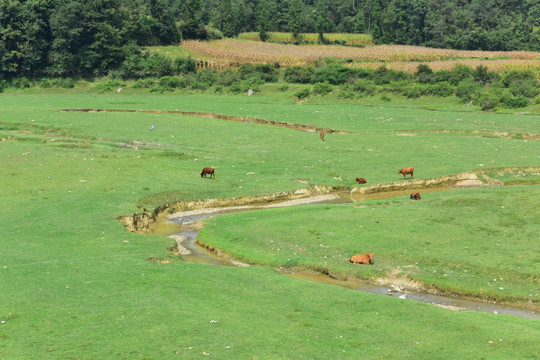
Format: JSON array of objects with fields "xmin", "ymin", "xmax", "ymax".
[{"xmin": 200, "ymin": 165, "xmax": 419, "ymax": 266}]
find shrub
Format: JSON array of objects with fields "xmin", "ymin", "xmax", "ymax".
[
  {"xmin": 371, "ymin": 66, "xmax": 409, "ymax": 85},
  {"xmin": 10, "ymin": 77, "xmax": 33, "ymax": 88},
  {"xmin": 279, "ymin": 85, "xmax": 289, "ymax": 92},
  {"xmin": 158, "ymin": 76, "xmax": 186, "ymax": 89},
  {"xmin": 132, "ymin": 78, "xmax": 158, "ymax": 89},
  {"xmin": 228, "ymin": 82, "xmax": 243, "ymax": 94},
  {"xmin": 433, "ymin": 70, "xmax": 452, "ymax": 83},
  {"xmin": 473, "ymin": 65, "xmax": 494, "ymax": 85},
  {"xmin": 352, "ymin": 79, "xmax": 376, "ymax": 95},
  {"xmin": 312, "ymin": 64, "xmax": 359, "ymax": 85},
  {"xmin": 95, "ymin": 79, "xmax": 125, "ymax": 92},
  {"xmin": 283, "ymin": 66, "xmax": 314, "ymax": 84},
  {"xmin": 380, "ymin": 94, "xmax": 391, "ymax": 102},
  {"xmin": 38, "ymin": 78, "xmax": 52, "ymax": 88},
  {"xmin": 427, "ymin": 82, "xmax": 454, "ymax": 97},
  {"xmin": 500, "ymin": 93, "xmax": 529, "ymax": 108},
  {"xmin": 294, "ymin": 88, "xmax": 310, "ymax": 100},
  {"xmin": 312, "ymin": 82, "xmax": 333, "ymax": 96},
  {"xmin": 416, "ymin": 64, "xmax": 434, "ymax": 84},
  {"xmin": 455, "ymin": 80, "xmax": 482, "ymax": 102},
  {"xmin": 238, "ymin": 63, "xmax": 278, "ymax": 82},
  {"xmin": 449, "ymin": 64, "xmax": 474, "ymax": 85},
  {"xmin": 402, "ymin": 84, "xmax": 424, "ymax": 98},
  {"xmin": 338, "ymin": 85, "xmax": 355, "ymax": 99},
  {"xmin": 477, "ymin": 92, "xmax": 500, "ymax": 111}
]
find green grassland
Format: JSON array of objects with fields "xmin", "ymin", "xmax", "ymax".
[{"xmin": 1, "ymin": 87, "xmax": 539, "ymax": 359}]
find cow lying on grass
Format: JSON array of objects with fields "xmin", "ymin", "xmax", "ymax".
[
  {"xmin": 355, "ymin": 177, "xmax": 367, "ymax": 184},
  {"xmin": 398, "ymin": 167, "xmax": 414, "ymax": 178},
  {"xmin": 201, "ymin": 167, "xmax": 215, "ymax": 178},
  {"xmin": 410, "ymin": 192, "xmax": 421, "ymax": 200},
  {"xmin": 349, "ymin": 253, "xmax": 374, "ymax": 265}
]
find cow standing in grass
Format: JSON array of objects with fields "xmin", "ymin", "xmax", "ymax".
[
  {"xmin": 201, "ymin": 167, "xmax": 215, "ymax": 178},
  {"xmin": 355, "ymin": 177, "xmax": 367, "ymax": 184},
  {"xmin": 320, "ymin": 132, "xmax": 325, "ymax": 141},
  {"xmin": 398, "ymin": 167, "xmax": 414, "ymax": 178}
]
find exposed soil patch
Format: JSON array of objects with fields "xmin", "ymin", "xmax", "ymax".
[
  {"xmin": 60, "ymin": 108, "xmax": 354, "ymax": 135},
  {"xmin": 118, "ymin": 185, "xmax": 343, "ymax": 233}
]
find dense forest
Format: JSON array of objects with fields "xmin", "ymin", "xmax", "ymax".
[{"xmin": 1, "ymin": 0, "xmax": 539, "ymax": 78}]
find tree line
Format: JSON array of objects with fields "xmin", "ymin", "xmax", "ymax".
[{"xmin": 1, "ymin": 0, "xmax": 539, "ymax": 79}]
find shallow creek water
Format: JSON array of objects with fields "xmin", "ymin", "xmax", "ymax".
[{"xmin": 152, "ymin": 190, "xmax": 539, "ymax": 320}]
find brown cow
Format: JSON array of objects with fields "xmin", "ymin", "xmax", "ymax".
[
  {"xmin": 355, "ymin": 177, "xmax": 367, "ymax": 184},
  {"xmin": 349, "ymin": 253, "xmax": 374, "ymax": 265},
  {"xmin": 200, "ymin": 167, "xmax": 215, "ymax": 178},
  {"xmin": 320, "ymin": 132, "xmax": 325, "ymax": 141},
  {"xmin": 410, "ymin": 192, "xmax": 421, "ymax": 200},
  {"xmin": 398, "ymin": 167, "xmax": 414, "ymax": 178}
]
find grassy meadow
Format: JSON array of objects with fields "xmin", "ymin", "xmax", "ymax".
[{"xmin": 1, "ymin": 86, "xmax": 539, "ymax": 359}]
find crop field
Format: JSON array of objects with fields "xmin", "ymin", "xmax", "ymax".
[
  {"xmin": 174, "ymin": 38, "xmax": 540, "ymax": 72},
  {"xmin": 1, "ymin": 87, "xmax": 539, "ymax": 359}
]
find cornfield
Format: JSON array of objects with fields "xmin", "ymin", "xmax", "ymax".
[{"xmin": 178, "ymin": 39, "xmax": 540, "ymax": 73}]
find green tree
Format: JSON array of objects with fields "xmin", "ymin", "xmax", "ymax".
[
  {"xmin": 288, "ymin": 0, "xmax": 305, "ymax": 41},
  {"xmin": 0, "ymin": 0, "xmax": 50, "ymax": 78},
  {"xmin": 257, "ymin": 0, "xmax": 272, "ymax": 41},
  {"xmin": 213, "ymin": 0, "xmax": 236, "ymax": 37},
  {"xmin": 178, "ymin": 0, "xmax": 204, "ymax": 40}
]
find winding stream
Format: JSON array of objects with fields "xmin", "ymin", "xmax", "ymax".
[{"xmin": 151, "ymin": 190, "xmax": 539, "ymax": 320}]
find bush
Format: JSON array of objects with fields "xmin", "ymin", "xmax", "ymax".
[
  {"xmin": 455, "ymin": 80, "xmax": 482, "ymax": 102},
  {"xmin": 279, "ymin": 85, "xmax": 289, "ymax": 92},
  {"xmin": 95, "ymin": 79, "xmax": 125, "ymax": 92},
  {"xmin": 283, "ymin": 66, "xmax": 314, "ymax": 84},
  {"xmin": 118, "ymin": 50, "xmax": 196, "ymax": 78},
  {"xmin": 10, "ymin": 77, "xmax": 33, "ymax": 88},
  {"xmin": 477, "ymin": 92, "xmax": 500, "ymax": 111},
  {"xmin": 352, "ymin": 79, "xmax": 376, "ymax": 95},
  {"xmin": 416, "ymin": 64, "xmax": 434, "ymax": 84},
  {"xmin": 158, "ymin": 76, "xmax": 186, "ymax": 89},
  {"xmin": 338, "ymin": 85, "xmax": 355, "ymax": 99},
  {"xmin": 500, "ymin": 93, "xmax": 529, "ymax": 108},
  {"xmin": 38, "ymin": 78, "xmax": 52, "ymax": 88},
  {"xmin": 312, "ymin": 82, "xmax": 333, "ymax": 96},
  {"xmin": 294, "ymin": 88, "xmax": 310, "ymax": 100},
  {"xmin": 473, "ymin": 65, "xmax": 494, "ymax": 85},
  {"xmin": 312, "ymin": 64, "xmax": 359, "ymax": 85},
  {"xmin": 371, "ymin": 66, "xmax": 409, "ymax": 85},
  {"xmin": 449, "ymin": 64, "xmax": 473, "ymax": 85},
  {"xmin": 238, "ymin": 63, "xmax": 278, "ymax": 83},
  {"xmin": 132, "ymin": 78, "xmax": 158, "ymax": 89},
  {"xmin": 427, "ymin": 82, "xmax": 454, "ymax": 97}
]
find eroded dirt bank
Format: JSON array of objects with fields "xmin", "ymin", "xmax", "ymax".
[
  {"xmin": 60, "ymin": 108, "xmax": 352, "ymax": 135},
  {"xmin": 117, "ymin": 185, "xmax": 343, "ymax": 233},
  {"xmin": 118, "ymin": 170, "xmax": 498, "ymax": 234}
]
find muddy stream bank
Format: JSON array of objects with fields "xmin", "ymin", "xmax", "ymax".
[{"xmin": 143, "ymin": 176, "xmax": 539, "ymax": 320}]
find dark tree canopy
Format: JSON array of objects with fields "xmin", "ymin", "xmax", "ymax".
[{"xmin": 1, "ymin": 0, "xmax": 538, "ymax": 78}]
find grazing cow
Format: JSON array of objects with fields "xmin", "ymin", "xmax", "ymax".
[
  {"xmin": 410, "ymin": 192, "xmax": 421, "ymax": 200},
  {"xmin": 200, "ymin": 167, "xmax": 215, "ymax": 178},
  {"xmin": 349, "ymin": 253, "xmax": 374, "ymax": 265},
  {"xmin": 320, "ymin": 132, "xmax": 325, "ymax": 141},
  {"xmin": 398, "ymin": 167, "xmax": 414, "ymax": 178},
  {"xmin": 355, "ymin": 177, "xmax": 367, "ymax": 184}
]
